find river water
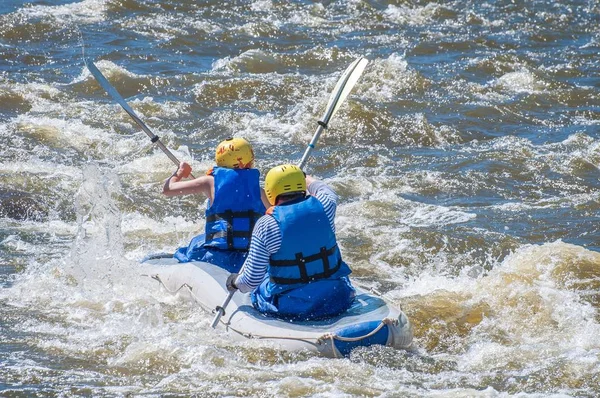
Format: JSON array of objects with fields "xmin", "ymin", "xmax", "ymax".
[{"xmin": 1, "ymin": 0, "xmax": 599, "ymax": 396}]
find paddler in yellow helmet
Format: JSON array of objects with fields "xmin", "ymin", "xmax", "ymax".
[
  {"xmin": 225, "ymin": 164, "xmax": 356, "ymax": 320},
  {"xmin": 163, "ymin": 137, "xmax": 269, "ymax": 272}
]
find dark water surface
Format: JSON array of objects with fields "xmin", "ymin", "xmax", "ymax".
[{"xmin": 1, "ymin": 0, "xmax": 600, "ymax": 396}]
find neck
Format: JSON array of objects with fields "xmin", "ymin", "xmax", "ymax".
[{"xmin": 276, "ymin": 193, "xmax": 305, "ymax": 205}]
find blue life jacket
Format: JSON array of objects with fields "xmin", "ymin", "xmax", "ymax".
[
  {"xmin": 266, "ymin": 195, "xmax": 352, "ymax": 294},
  {"xmin": 204, "ymin": 167, "xmax": 265, "ymax": 251}
]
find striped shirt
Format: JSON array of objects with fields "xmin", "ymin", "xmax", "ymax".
[{"xmin": 235, "ymin": 180, "xmax": 338, "ymax": 293}]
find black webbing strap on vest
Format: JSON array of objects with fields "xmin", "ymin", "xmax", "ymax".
[
  {"xmin": 206, "ymin": 210, "xmax": 261, "ymax": 250},
  {"xmin": 270, "ymin": 245, "xmax": 342, "ymax": 285}
]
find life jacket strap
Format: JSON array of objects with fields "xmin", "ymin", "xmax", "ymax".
[
  {"xmin": 206, "ymin": 210, "xmax": 262, "ymax": 250},
  {"xmin": 270, "ymin": 245, "xmax": 341, "ymax": 285}
]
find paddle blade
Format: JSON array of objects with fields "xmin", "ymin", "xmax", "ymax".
[
  {"xmin": 297, "ymin": 57, "xmax": 368, "ymax": 169},
  {"xmin": 85, "ymin": 60, "xmax": 154, "ymax": 138},
  {"xmin": 322, "ymin": 57, "xmax": 368, "ymax": 125},
  {"xmin": 85, "ymin": 58, "xmax": 183, "ymax": 168}
]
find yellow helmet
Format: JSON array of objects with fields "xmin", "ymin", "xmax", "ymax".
[
  {"xmin": 264, "ymin": 164, "xmax": 306, "ymax": 205},
  {"xmin": 215, "ymin": 137, "xmax": 255, "ymax": 169}
]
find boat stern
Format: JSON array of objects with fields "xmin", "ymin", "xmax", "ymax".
[{"xmin": 316, "ymin": 312, "xmax": 413, "ymax": 358}]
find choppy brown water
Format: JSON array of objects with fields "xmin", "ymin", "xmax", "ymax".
[{"xmin": 1, "ymin": 0, "xmax": 599, "ymax": 396}]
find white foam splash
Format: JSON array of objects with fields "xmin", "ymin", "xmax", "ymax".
[
  {"xmin": 384, "ymin": 3, "xmax": 449, "ymax": 25},
  {"xmin": 458, "ymin": 242, "xmax": 600, "ymax": 368},
  {"xmin": 17, "ymin": 0, "xmax": 108, "ymax": 24},
  {"xmin": 400, "ymin": 203, "xmax": 476, "ymax": 228},
  {"xmin": 251, "ymin": 0, "xmax": 274, "ymax": 12},
  {"xmin": 493, "ymin": 70, "xmax": 549, "ymax": 94},
  {"xmin": 360, "ymin": 53, "xmax": 415, "ymax": 102}
]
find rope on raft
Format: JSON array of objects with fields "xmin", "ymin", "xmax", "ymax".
[
  {"xmin": 316, "ymin": 317, "xmax": 397, "ymax": 344},
  {"xmin": 222, "ymin": 318, "xmax": 398, "ymax": 354},
  {"xmin": 149, "ymin": 274, "xmax": 214, "ymax": 314},
  {"xmin": 225, "ymin": 318, "xmax": 397, "ymax": 358}
]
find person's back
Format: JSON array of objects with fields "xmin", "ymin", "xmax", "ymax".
[
  {"xmin": 204, "ymin": 166, "xmax": 264, "ymax": 252},
  {"xmin": 228, "ymin": 164, "xmax": 355, "ymax": 320},
  {"xmin": 163, "ymin": 137, "xmax": 268, "ymax": 272}
]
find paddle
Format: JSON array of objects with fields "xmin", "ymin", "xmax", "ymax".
[
  {"xmin": 210, "ymin": 289, "xmax": 235, "ymax": 328},
  {"xmin": 298, "ymin": 56, "xmax": 369, "ymax": 169},
  {"xmin": 210, "ymin": 56, "xmax": 368, "ymax": 329},
  {"xmin": 85, "ymin": 59, "xmax": 193, "ymax": 177}
]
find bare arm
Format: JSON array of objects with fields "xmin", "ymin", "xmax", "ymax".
[{"xmin": 162, "ymin": 162, "xmax": 214, "ymax": 201}]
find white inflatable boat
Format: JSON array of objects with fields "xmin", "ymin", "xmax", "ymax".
[{"xmin": 143, "ymin": 257, "xmax": 413, "ymax": 358}]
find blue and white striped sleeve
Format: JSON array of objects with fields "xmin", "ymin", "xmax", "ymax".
[
  {"xmin": 235, "ymin": 215, "xmax": 282, "ymax": 293},
  {"xmin": 308, "ymin": 180, "xmax": 338, "ymax": 232}
]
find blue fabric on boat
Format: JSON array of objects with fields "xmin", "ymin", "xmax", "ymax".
[
  {"xmin": 250, "ymin": 276, "xmax": 356, "ymax": 321},
  {"xmin": 173, "ymin": 234, "xmax": 247, "ymax": 273},
  {"xmin": 333, "ymin": 321, "xmax": 390, "ymax": 356}
]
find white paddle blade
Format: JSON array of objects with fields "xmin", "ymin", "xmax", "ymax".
[{"xmin": 324, "ymin": 57, "xmax": 368, "ymax": 123}]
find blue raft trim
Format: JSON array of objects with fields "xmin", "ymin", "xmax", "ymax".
[{"xmin": 333, "ymin": 320, "xmax": 389, "ymax": 356}]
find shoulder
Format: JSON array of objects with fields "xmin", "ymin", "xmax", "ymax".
[
  {"xmin": 252, "ymin": 215, "xmax": 281, "ymax": 248},
  {"xmin": 311, "ymin": 183, "xmax": 337, "ymax": 207},
  {"xmin": 254, "ymin": 214, "xmax": 279, "ymax": 233}
]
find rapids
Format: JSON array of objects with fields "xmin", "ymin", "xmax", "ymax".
[{"xmin": 1, "ymin": 0, "xmax": 599, "ymax": 396}]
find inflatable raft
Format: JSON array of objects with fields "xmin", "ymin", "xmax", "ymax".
[{"xmin": 143, "ymin": 257, "xmax": 413, "ymax": 358}]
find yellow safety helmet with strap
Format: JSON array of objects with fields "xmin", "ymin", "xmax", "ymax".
[
  {"xmin": 264, "ymin": 164, "xmax": 306, "ymax": 205},
  {"xmin": 215, "ymin": 137, "xmax": 255, "ymax": 169}
]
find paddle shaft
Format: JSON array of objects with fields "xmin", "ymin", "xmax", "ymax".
[
  {"xmin": 298, "ymin": 123, "xmax": 325, "ymax": 170},
  {"xmin": 211, "ymin": 290, "xmax": 234, "ymax": 328},
  {"xmin": 86, "ymin": 59, "xmax": 193, "ymax": 176},
  {"xmin": 298, "ymin": 57, "xmax": 367, "ymax": 170}
]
